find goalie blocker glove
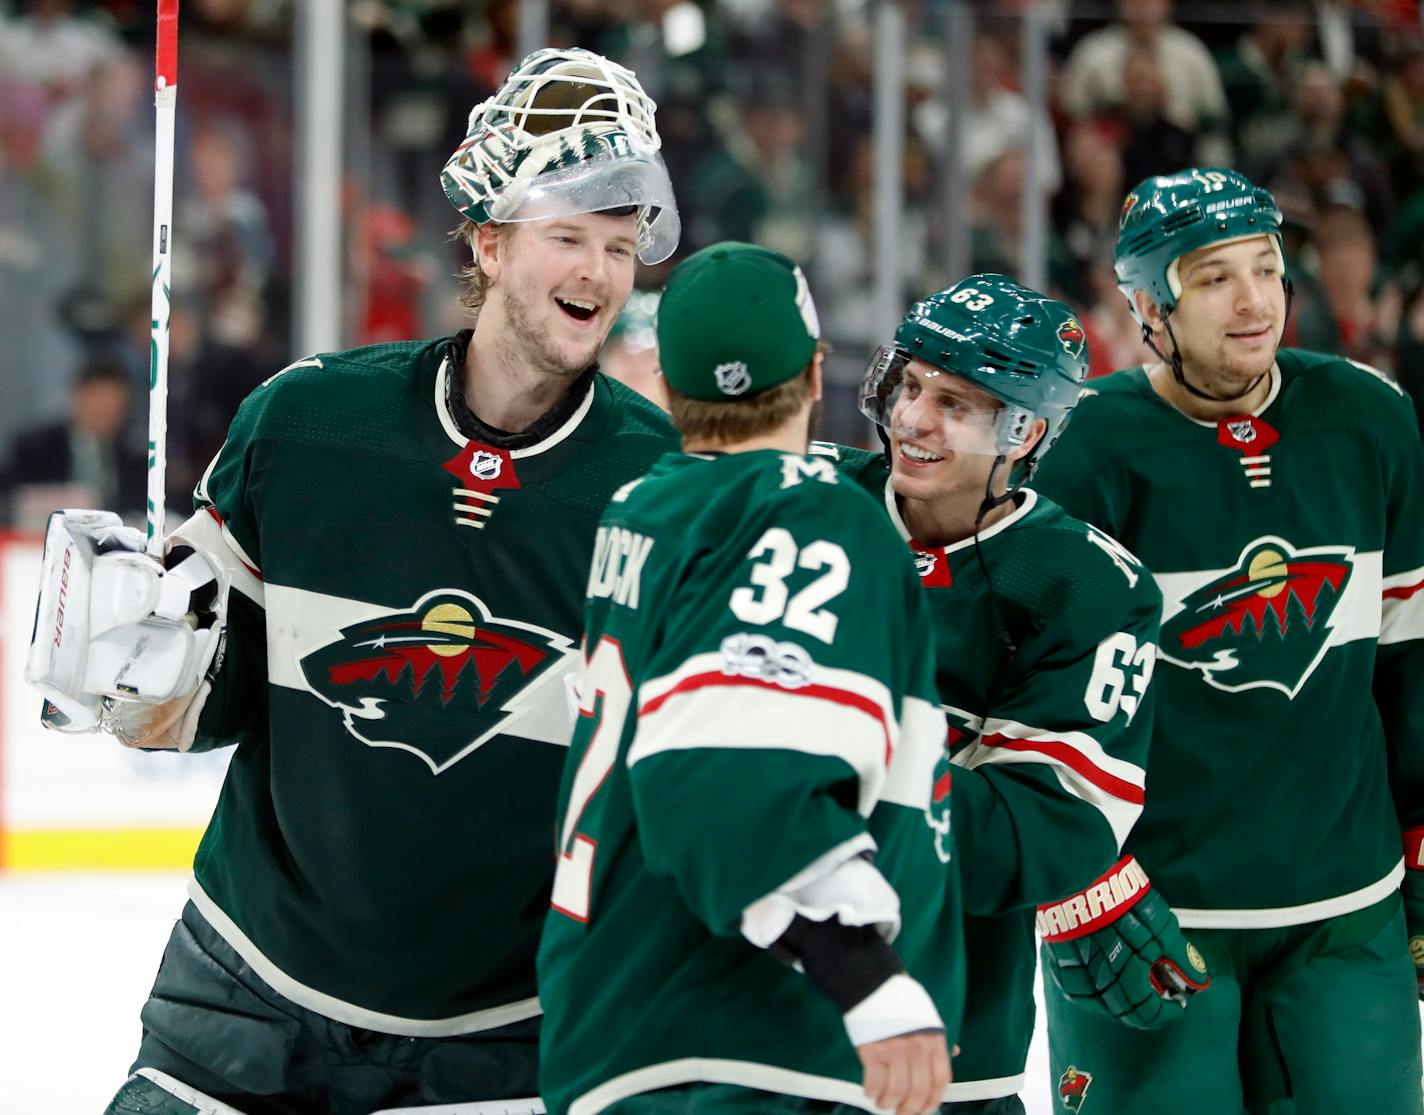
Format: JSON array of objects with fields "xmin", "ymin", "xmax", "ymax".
[
  {"xmin": 1038, "ymin": 856, "xmax": 1210, "ymax": 1029},
  {"xmin": 25, "ymin": 509, "xmax": 229, "ymax": 748}
]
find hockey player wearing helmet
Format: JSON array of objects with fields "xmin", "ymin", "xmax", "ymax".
[
  {"xmin": 835, "ymin": 275, "xmax": 1194, "ymax": 1113},
  {"xmin": 30, "ymin": 48, "xmax": 681, "ymax": 1115},
  {"xmin": 1035, "ymin": 168, "xmax": 1424, "ymax": 1113}
]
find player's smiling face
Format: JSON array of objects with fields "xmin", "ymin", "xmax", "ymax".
[
  {"xmin": 1161, "ymin": 236, "xmax": 1286, "ymax": 394},
  {"xmin": 491, "ymin": 212, "xmax": 639, "ymax": 379},
  {"xmin": 888, "ymin": 360, "xmax": 1005, "ymax": 500}
]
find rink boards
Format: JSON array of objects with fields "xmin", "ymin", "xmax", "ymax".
[{"xmin": 0, "ymin": 535, "xmax": 227, "ymax": 869}]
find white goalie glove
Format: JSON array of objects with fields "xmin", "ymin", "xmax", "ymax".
[{"xmin": 25, "ymin": 509, "xmax": 230, "ymax": 749}]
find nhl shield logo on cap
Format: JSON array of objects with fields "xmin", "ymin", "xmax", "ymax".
[{"xmin": 714, "ymin": 361, "xmax": 752, "ymax": 396}]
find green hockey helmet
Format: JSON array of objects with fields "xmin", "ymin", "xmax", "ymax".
[
  {"xmin": 441, "ymin": 47, "xmax": 680, "ymax": 264},
  {"xmin": 860, "ymin": 274, "xmax": 1089, "ymax": 461},
  {"xmin": 1115, "ymin": 168, "xmax": 1285, "ymax": 323}
]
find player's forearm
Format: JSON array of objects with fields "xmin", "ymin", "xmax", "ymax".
[{"xmin": 952, "ymin": 762, "xmax": 1120, "ymax": 916}]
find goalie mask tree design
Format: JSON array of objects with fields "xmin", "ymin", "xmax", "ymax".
[{"xmin": 441, "ymin": 48, "xmax": 681, "ymax": 265}]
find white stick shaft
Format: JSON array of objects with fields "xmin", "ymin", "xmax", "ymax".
[{"xmin": 147, "ymin": 79, "xmax": 176, "ymax": 556}]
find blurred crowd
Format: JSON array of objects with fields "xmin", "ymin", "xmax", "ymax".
[{"xmin": 1, "ymin": 0, "xmax": 1422, "ymax": 526}]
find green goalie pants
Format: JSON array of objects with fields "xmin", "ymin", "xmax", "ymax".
[
  {"xmin": 1042, "ymin": 892, "xmax": 1423, "ymax": 1115},
  {"xmin": 115, "ymin": 901, "xmax": 541, "ymax": 1115}
]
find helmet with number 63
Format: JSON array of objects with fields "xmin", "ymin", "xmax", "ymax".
[
  {"xmin": 1115, "ymin": 167, "xmax": 1285, "ymax": 323},
  {"xmin": 860, "ymin": 274, "xmax": 1089, "ymax": 465},
  {"xmin": 441, "ymin": 47, "xmax": 681, "ymax": 264}
]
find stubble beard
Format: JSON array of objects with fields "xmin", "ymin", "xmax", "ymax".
[{"xmin": 502, "ymin": 274, "xmax": 602, "ymax": 382}]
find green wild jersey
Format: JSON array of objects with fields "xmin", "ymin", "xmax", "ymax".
[
  {"xmin": 831, "ymin": 445, "xmax": 1161, "ymax": 1099},
  {"xmin": 1033, "ymin": 349, "xmax": 1424, "ymax": 928},
  {"xmin": 537, "ymin": 450, "xmax": 965, "ymax": 1115},
  {"xmin": 173, "ymin": 334, "xmax": 679, "ymax": 1034}
]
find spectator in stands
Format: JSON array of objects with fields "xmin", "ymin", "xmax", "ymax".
[
  {"xmin": 1, "ymin": 358, "xmax": 145, "ymax": 528},
  {"xmin": 1060, "ymin": 0, "xmax": 1230, "ymax": 163},
  {"xmin": 1293, "ymin": 204, "xmax": 1401, "ymax": 371},
  {"xmin": 1050, "ymin": 122, "xmax": 1124, "ymax": 304},
  {"xmin": 1380, "ymin": 42, "xmax": 1424, "ymax": 196},
  {"xmin": 1216, "ymin": 0, "xmax": 1316, "ymax": 173},
  {"xmin": 912, "ymin": 30, "xmax": 1061, "ymax": 205},
  {"xmin": 1262, "ymin": 61, "xmax": 1394, "ymax": 238},
  {"xmin": 1112, "ymin": 49, "xmax": 1199, "ymax": 189},
  {"xmin": 177, "ymin": 120, "xmax": 274, "ymax": 352},
  {"xmin": 39, "ymin": 54, "xmax": 152, "ymax": 306},
  {"xmin": 0, "ymin": 0, "xmax": 121, "ymax": 105}
]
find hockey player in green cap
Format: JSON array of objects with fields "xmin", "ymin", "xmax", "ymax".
[
  {"xmin": 1034, "ymin": 167, "xmax": 1424, "ymax": 1113},
  {"xmin": 829, "ymin": 273, "xmax": 1202, "ymax": 1114},
  {"xmin": 27, "ymin": 47, "xmax": 682, "ymax": 1113},
  {"xmin": 538, "ymin": 241, "xmax": 965, "ymax": 1115}
]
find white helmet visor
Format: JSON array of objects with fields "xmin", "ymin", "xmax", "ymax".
[
  {"xmin": 860, "ymin": 345, "xmax": 1025, "ymax": 457},
  {"xmin": 486, "ymin": 146, "xmax": 681, "ymax": 265}
]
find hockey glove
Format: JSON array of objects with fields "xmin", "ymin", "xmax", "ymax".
[
  {"xmin": 1039, "ymin": 856, "xmax": 1210, "ymax": 1030},
  {"xmin": 25, "ymin": 509, "xmax": 229, "ymax": 748},
  {"xmin": 1401, "ymin": 828, "xmax": 1424, "ymax": 1000}
]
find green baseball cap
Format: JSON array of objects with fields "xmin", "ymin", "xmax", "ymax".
[{"xmin": 656, "ymin": 242, "xmax": 820, "ymax": 401}]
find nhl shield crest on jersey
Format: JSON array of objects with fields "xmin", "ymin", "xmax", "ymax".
[
  {"xmin": 299, "ymin": 589, "xmax": 573, "ymax": 773},
  {"xmin": 1158, "ymin": 537, "xmax": 1356, "ymax": 698}
]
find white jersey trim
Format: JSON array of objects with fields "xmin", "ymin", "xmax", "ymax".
[
  {"xmin": 631, "ymin": 678, "xmax": 890, "ymax": 817},
  {"xmin": 173, "ymin": 508, "xmax": 264, "ymax": 606},
  {"xmin": 943, "ymin": 1073, "xmax": 1026, "ymax": 1102},
  {"xmin": 882, "ymin": 696, "xmax": 948, "ymax": 812},
  {"xmin": 882, "ymin": 478, "xmax": 1038, "ymax": 551},
  {"xmin": 1174, "ymin": 860, "xmax": 1404, "ymax": 929},
  {"xmin": 186, "ymin": 879, "xmax": 545, "ymax": 1035},
  {"xmin": 956, "ymin": 720, "xmax": 1144, "ymax": 848},
  {"xmin": 567, "ymin": 1058, "xmax": 882, "ymax": 1115},
  {"xmin": 1173, "ymin": 362, "xmax": 1282, "ymax": 428},
  {"xmin": 434, "ymin": 354, "xmax": 596, "ymax": 458},
  {"xmin": 953, "ymin": 717, "xmax": 1145, "ymax": 848},
  {"xmin": 1382, "ymin": 565, "xmax": 1424, "ymax": 646}
]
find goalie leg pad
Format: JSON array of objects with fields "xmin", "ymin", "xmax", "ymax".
[{"xmin": 105, "ymin": 1069, "xmax": 249, "ymax": 1115}]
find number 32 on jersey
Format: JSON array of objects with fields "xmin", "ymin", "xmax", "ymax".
[{"xmin": 552, "ymin": 528, "xmax": 851, "ymax": 922}]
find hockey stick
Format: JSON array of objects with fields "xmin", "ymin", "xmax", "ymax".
[{"xmin": 147, "ymin": 0, "xmax": 179, "ymax": 557}]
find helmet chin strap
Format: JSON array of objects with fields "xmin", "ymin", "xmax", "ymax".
[
  {"xmin": 1144, "ymin": 280, "xmax": 1294, "ymax": 406},
  {"xmin": 975, "ymin": 454, "xmax": 1019, "ymax": 656}
]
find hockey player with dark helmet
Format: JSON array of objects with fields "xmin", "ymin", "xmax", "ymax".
[
  {"xmin": 1034, "ymin": 164, "xmax": 1424, "ymax": 1114},
  {"xmin": 1115, "ymin": 167, "xmax": 1290, "ymax": 406},
  {"xmin": 859, "ymin": 274, "xmax": 1088, "ymax": 515},
  {"xmin": 834, "ymin": 274, "xmax": 1196, "ymax": 1110}
]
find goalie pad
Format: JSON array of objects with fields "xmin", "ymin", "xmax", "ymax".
[
  {"xmin": 26, "ymin": 509, "xmax": 229, "ymax": 745},
  {"xmin": 106, "ymin": 1068, "xmax": 249, "ymax": 1114}
]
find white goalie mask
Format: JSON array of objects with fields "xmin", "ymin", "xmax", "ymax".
[{"xmin": 441, "ymin": 48, "xmax": 681, "ymax": 264}]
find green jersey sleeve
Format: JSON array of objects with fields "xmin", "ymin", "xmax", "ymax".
[
  {"xmin": 951, "ymin": 522, "xmax": 1162, "ymax": 916},
  {"xmin": 170, "ymin": 362, "xmax": 303, "ymax": 750},
  {"xmin": 1029, "ymin": 380, "xmax": 1135, "ymax": 537},
  {"xmin": 1371, "ymin": 378, "xmax": 1424, "ymax": 837},
  {"xmin": 625, "ymin": 482, "xmax": 942, "ymax": 938}
]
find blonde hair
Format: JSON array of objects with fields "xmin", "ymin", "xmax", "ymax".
[{"xmin": 450, "ymin": 218, "xmax": 512, "ymax": 316}]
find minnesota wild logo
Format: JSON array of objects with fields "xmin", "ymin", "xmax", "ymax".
[
  {"xmin": 1058, "ymin": 1066, "xmax": 1092, "ymax": 1111},
  {"xmin": 924, "ymin": 748, "xmax": 954, "ymax": 864},
  {"xmin": 1159, "ymin": 537, "xmax": 1354, "ymax": 698},
  {"xmin": 300, "ymin": 590, "xmax": 573, "ymax": 773}
]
